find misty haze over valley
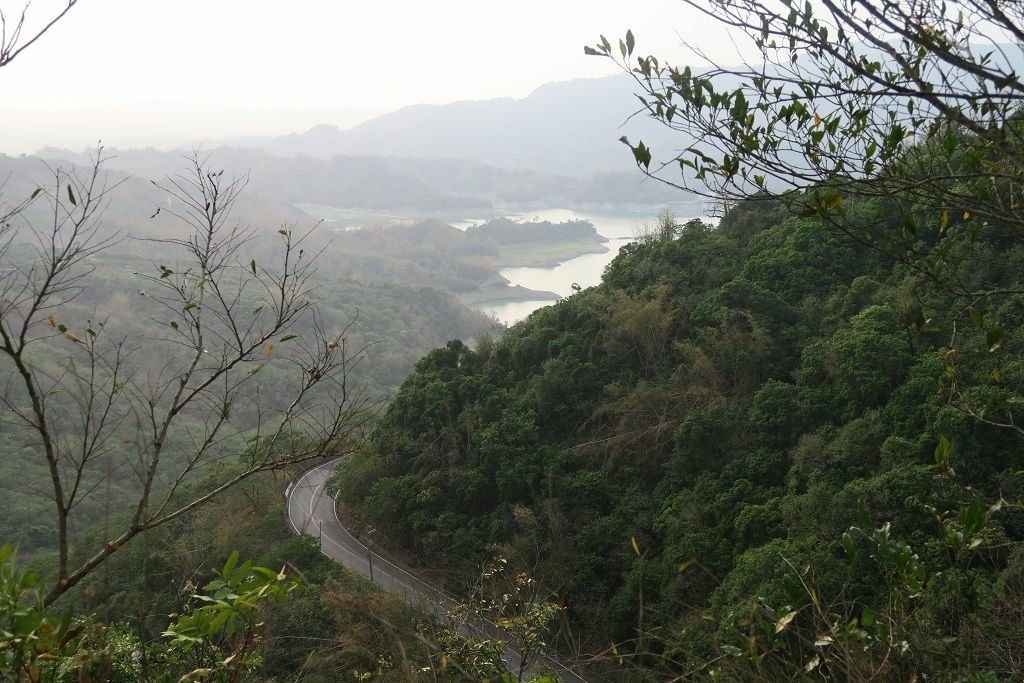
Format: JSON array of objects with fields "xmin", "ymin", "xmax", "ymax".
[{"xmin": 12, "ymin": 66, "xmax": 708, "ymax": 329}]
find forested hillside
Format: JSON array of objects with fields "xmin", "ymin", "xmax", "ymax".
[{"xmin": 337, "ymin": 194, "xmax": 1024, "ymax": 678}]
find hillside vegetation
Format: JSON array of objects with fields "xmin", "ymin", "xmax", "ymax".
[
  {"xmin": 337, "ymin": 195, "xmax": 1024, "ymax": 679},
  {"xmin": 466, "ymin": 217, "xmax": 608, "ymax": 267}
]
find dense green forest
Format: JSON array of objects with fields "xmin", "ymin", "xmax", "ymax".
[{"xmin": 336, "ymin": 192, "xmax": 1024, "ymax": 678}]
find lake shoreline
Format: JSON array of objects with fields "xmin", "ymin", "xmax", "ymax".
[{"xmin": 459, "ymin": 284, "xmax": 560, "ymax": 307}]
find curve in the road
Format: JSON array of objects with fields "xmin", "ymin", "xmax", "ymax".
[{"xmin": 286, "ymin": 459, "xmax": 587, "ymax": 683}]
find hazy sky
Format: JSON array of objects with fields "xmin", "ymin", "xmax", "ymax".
[{"xmin": 2, "ymin": 0, "xmax": 746, "ymax": 153}]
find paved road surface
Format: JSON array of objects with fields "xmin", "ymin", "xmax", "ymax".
[{"xmin": 286, "ymin": 459, "xmax": 587, "ymax": 682}]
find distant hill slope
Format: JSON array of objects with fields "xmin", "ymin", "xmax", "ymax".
[
  {"xmin": 35, "ymin": 145, "xmax": 685, "ymax": 213},
  {"xmin": 33, "ymin": 75, "xmax": 698, "ymax": 210},
  {"xmin": 0, "ymin": 152, "xmax": 307, "ymax": 251},
  {"xmin": 228, "ymin": 75, "xmax": 684, "ymax": 177}
]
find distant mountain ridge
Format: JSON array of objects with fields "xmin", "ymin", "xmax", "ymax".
[
  {"xmin": 227, "ymin": 75, "xmax": 683, "ymax": 177},
  {"xmin": 33, "ymin": 74, "xmax": 703, "ymax": 213}
]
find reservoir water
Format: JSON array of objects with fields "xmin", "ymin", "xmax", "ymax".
[{"xmin": 466, "ymin": 208, "xmax": 699, "ymax": 325}]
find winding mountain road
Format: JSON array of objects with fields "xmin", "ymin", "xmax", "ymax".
[{"xmin": 286, "ymin": 459, "xmax": 586, "ymax": 682}]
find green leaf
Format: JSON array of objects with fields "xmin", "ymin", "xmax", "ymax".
[
  {"xmin": 279, "ymin": 334, "xmax": 299, "ymax": 342},
  {"xmin": 860, "ymin": 608, "xmax": 875, "ymax": 628},
  {"xmin": 630, "ymin": 535, "xmax": 642, "ymax": 557},
  {"xmin": 67, "ymin": 185, "xmax": 77, "ymax": 206},
  {"xmin": 625, "ymin": 29, "xmax": 635, "ymax": 56},
  {"xmin": 934, "ymin": 434, "xmax": 951, "ymax": 465},
  {"xmin": 619, "ymin": 136, "xmax": 653, "ymax": 170},
  {"xmin": 250, "ymin": 259, "xmax": 257, "ymax": 275},
  {"xmin": 583, "ymin": 45, "xmax": 603, "ymax": 56},
  {"xmin": 963, "ymin": 497, "xmax": 988, "ymax": 536},
  {"xmin": 30, "ymin": 187, "xmax": 42, "ymax": 200},
  {"xmin": 231, "ymin": 559, "xmax": 253, "ymax": 585},
  {"xmin": 170, "ymin": 321, "xmax": 179, "ymax": 330},
  {"xmin": 209, "ymin": 608, "xmax": 232, "ymax": 634},
  {"xmin": 222, "ymin": 551, "xmax": 239, "ymax": 578}
]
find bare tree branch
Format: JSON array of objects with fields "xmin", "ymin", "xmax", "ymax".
[
  {"xmin": 0, "ymin": 1, "xmax": 77, "ymax": 69},
  {"xmin": 0, "ymin": 149, "xmax": 376, "ymax": 605}
]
